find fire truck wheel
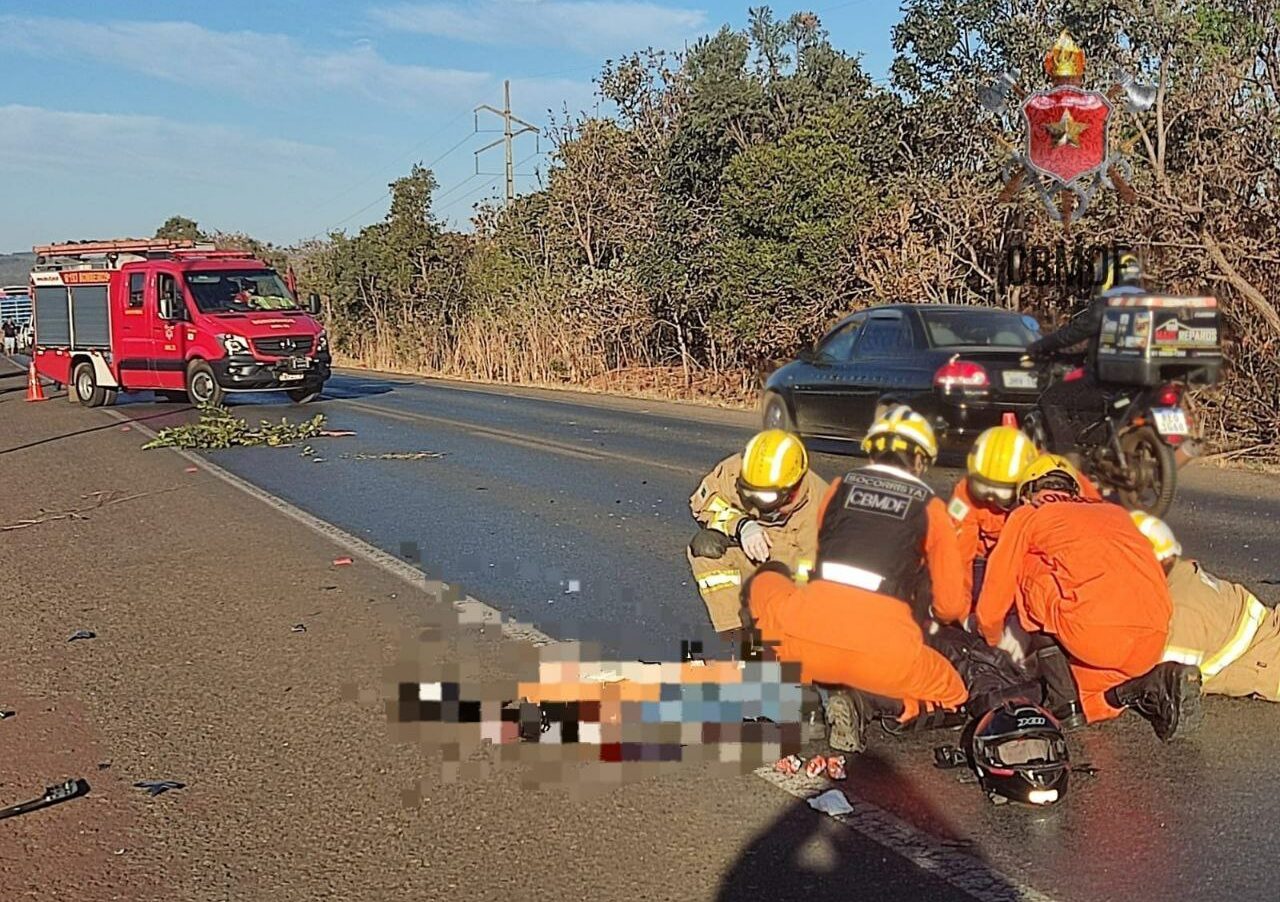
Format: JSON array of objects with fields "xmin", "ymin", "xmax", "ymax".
[
  {"xmin": 186, "ymin": 361, "xmax": 225, "ymax": 408},
  {"xmin": 72, "ymin": 362, "xmax": 108, "ymax": 408}
]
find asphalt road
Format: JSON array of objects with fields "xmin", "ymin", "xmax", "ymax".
[{"xmin": 82, "ymin": 367, "xmax": 1280, "ymax": 901}]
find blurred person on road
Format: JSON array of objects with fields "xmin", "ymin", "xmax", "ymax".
[
  {"xmin": 2, "ymin": 319, "xmax": 15, "ymax": 355},
  {"xmin": 686, "ymin": 429, "xmax": 827, "ymax": 647},
  {"xmin": 1133, "ymin": 511, "xmax": 1280, "ymax": 702},
  {"xmin": 975, "ymin": 453, "xmax": 1203, "ymax": 741},
  {"xmin": 742, "ymin": 406, "xmax": 989, "ymax": 754}
]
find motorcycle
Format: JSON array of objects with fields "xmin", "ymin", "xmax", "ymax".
[{"xmin": 1016, "ymin": 353, "xmax": 1194, "ymax": 518}]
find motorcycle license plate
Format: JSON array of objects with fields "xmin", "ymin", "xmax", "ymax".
[
  {"xmin": 1151, "ymin": 407, "xmax": 1189, "ymax": 436},
  {"xmin": 1002, "ymin": 370, "xmax": 1038, "ymax": 390}
]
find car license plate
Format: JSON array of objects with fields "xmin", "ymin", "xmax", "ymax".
[
  {"xmin": 1151, "ymin": 407, "xmax": 1189, "ymax": 436},
  {"xmin": 1002, "ymin": 369, "xmax": 1038, "ymax": 390},
  {"xmin": 279, "ymin": 372, "xmax": 304, "ymax": 382}
]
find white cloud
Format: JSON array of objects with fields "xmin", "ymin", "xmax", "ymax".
[
  {"xmin": 0, "ymin": 104, "xmax": 338, "ymax": 182},
  {"xmin": 0, "ymin": 105, "xmax": 347, "ymax": 247},
  {"xmin": 0, "ymin": 15, "xmax": 491, "ymax": 108},
  {"xmin": 370, "ymin": 1, "xmax": 708, "ymax": 56}
]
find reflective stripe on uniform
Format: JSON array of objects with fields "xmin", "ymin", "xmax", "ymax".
[
  {"xmin": 705, "ymin": 496, "xmax": 745, "ymax": 534},
  {"xmin": 819, "ymin": 561, "xmax": 885, "ymax": 592},
  {"xmin": 1200, "ymin": 594, "xmax": 1268, "ymax": 678},
  {"xmin": 1161, "ymin": 646, "xmax": 1205, "ymax": 667},
  {"xmin": 696, "ymin": 570, "xmax": 742, "ymax": 594},
  {"xmin": 796, "ymin": 558, "xmax": 814, "ymax": 584}
]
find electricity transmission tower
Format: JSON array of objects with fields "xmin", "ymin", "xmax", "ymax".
[{"xmin": 474, "ymin": 80, "xmax": 540, "ymax": 207}]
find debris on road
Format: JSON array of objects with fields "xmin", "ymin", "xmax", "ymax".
[
  {"xmin": 341, "ymin": 451, "xmax": 447, "ymax": 461},
  {"xmin": 826, "ymin": 755, "xmax": 847, "ymax": 780},
  {"xmin": 68, "ymin": 629, "xmax": 97, "ymax": 642},
  {"xmin": 807, "ymin": 789, "xmax": 855, "ymax": 817},
  {"xmin": 0, "ymin": 778, "xmax": 90, "ymax": 821},
  {"xmin": 0, "ymin": 709, "xmax": 15, "ymax": 720},
  {"xmin": 1, "ymin": 488, "xmax": 184, "ymax": 532},
  {"xmin": 142, "ymin": 405, "xmax": 326, "ymax": 450},
  {"xmin": 133, "ymin": 780, "xmax": 186, "ymax": 797},
  {"xmin": 333, "ymin": 557, "xmax": 353, "ymax": 567},
  {"xmin": 291, "ymin": 624, "xmax": 307, "ymax": 633},
  {"xmin": 319, "ymin": 429, "xmax": 357, "ymax": 437},
  {"xmin": 804, "ymin": 755, "xmax": 828, "ymax": 778},
  {"xmin": 774, "ymin": 754, "xmax": 804, "ymax": 776},
  {"xmin": 184, "ymin": 466, "xmax": 199, "ymax": 474}
]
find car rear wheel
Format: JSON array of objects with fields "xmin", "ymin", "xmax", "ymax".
[
  {"xmin": 762, "ymin": 392, "xmax": 794, "ymax": 431},
  {"xmin": 186, "ymin": 361, "xmax": 225, "ymax": 408}
]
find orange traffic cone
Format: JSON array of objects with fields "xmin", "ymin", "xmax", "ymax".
[{"xmin": 26, "ymin": 360, "xmax": 46, "ymax": 402}]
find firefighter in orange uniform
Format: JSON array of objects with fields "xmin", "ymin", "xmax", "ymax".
[
  {"xmin": 686, "ymin": 430, "xmax": 827, "ymax": 644},
  {"xmin": 744, "ymin": 406, "xmax": 973, "ymax": 753},
  {"xmin": 975, "ymin": 453, "xmax": 1203, "ymax": 741},
  {"xmin": 948, "ymin": 425, "xmax": 1105, "ymax": 606},
  {"xmin": 1132, "ymin": 512, "xmax": 1280, "ymax": 702}
]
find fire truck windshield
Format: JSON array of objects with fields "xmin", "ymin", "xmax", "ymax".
[{"xmin": 184, "ymin": 270, "xmax": 301, "ymax": 314}]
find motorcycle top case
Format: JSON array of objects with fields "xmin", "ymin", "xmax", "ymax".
[{"xmin": 1095, "ymin": 294, "xmax": 1222, "ymax": 387}]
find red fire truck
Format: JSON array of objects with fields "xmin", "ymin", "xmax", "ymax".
[{"xmin": 29, "ymin": 239, "xmax": 330, "ymax": 407}]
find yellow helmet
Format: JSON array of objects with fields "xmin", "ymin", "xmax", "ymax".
[
  {"xmin": 1130, "ymin": 511, "xmax": 1182, "ymax": 561},
  {"xmin": 861, "ymin": 404, "xmax": 938, "ymax": 463},
  {"xmin": 739, "ymin": 429, "xmax": 808, "ymax": 512},
  {"xmin": 968, "ymin": 426, "xmax": 1038, "ymax": 487},
  {"xmin": 1015, "ymin": 453, "xmax": 1081, "ymax": 502},
  {"xmin": 1097, "ymin": 247, "xmax": 1143, "ymax": 292}
]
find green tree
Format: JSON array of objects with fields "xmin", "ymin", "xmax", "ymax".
[{"xmin": 154, "ymin": 216, "xmax": 205, "ymax": 241}]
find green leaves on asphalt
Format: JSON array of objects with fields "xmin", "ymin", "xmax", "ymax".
[{"xmin": 142, "ymin": 405, "xmax": 327, "ymax": 451}]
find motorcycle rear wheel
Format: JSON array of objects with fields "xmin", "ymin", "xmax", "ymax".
[{"xmin": 1112, "ymin": 427, "xmax": 1177, "ymax": 518}]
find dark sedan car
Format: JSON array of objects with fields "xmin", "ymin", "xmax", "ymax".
[{"xmin": 761, "ymin": 304, "xmax": 1046, "ymax": 451}]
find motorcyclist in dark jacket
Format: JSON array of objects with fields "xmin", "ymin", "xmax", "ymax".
[{"xmin": 1027, "ymin": 247, "xmax": 1146, "ymax": 452}]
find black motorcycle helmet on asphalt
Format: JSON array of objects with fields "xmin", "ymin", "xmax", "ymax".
[{"xmin": 967, "ymin": 700, "xmax": 1070, "ymax": 806}]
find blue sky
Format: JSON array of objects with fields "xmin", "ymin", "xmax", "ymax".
[{"xmin": 0, "ymin": 0, "xmax": 899, "ymax": 253}]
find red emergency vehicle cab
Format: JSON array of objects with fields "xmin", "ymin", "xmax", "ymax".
[{"xmin": 29, "ymin": 239, "xmax": 330, "ymax": 408}]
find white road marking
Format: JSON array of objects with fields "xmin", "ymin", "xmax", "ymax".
[{"xmin": 106, "ymin": 404, "xmax": 1058, "ymax": 902}]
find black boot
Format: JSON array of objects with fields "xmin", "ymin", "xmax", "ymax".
[
  {"xmin": 1105, "ymin": 662, "xmax": 1205, "ymax": 742},
  {"xmin": 1030, "ymin": 638, "xmax": 1086, "ymax": 731}
]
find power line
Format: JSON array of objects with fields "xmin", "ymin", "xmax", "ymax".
[
  {"xmin": 436, "ymin": 175, "xmax": 503, "ymax": 218},
  {"xmin": 316, "ymin": 127, "xmax": 481, "ymax": 238}
]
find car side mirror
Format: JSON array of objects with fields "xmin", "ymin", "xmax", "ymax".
[{"xmin": 307, "ymin": 292, "xmax": 322, "ymax": 316}]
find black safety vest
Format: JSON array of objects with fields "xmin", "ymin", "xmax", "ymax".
[{"xmin": 815, "ymin": 465, "xmax": 934, "ymax": 602}]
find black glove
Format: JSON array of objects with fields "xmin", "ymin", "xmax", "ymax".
[{"xmin": 689, "ymin": 527, "xmax": 733, "ymax": 559}]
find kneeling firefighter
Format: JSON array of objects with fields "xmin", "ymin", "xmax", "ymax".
[
  {"xmin": 743, "ymin": 406, "xmax": 1015, "ymax": 753},
  {"xmin": 1133, "ymin": 512, "xmax": 1280, "ymax": 702},
  {"xmin": 975, "ymin": 453, "xmax": 1203, "ymax": 741},
  {"xmin": 687, "ymin": 429, "xmax": 828, "ymax": 648}
]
